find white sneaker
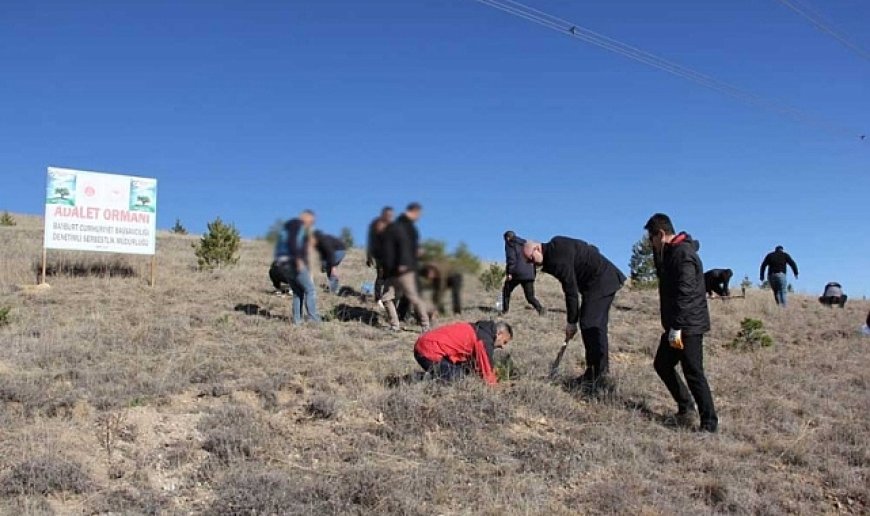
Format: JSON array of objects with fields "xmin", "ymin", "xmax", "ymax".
[{"xmin": 377, "ymin": 300, "xmax": 385, "ymax": 310}]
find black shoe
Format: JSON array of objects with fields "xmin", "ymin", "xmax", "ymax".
[
  {"xmin": 699, "ymin": 419, "xmax": 718, "ymax": 433},
  {"xmin": 665, "ymin": 407, "xmax": 697, "ymax": 428},
  {"xmin": 537, "ymin": 307, "xmax": 547, "ymax": 316}
]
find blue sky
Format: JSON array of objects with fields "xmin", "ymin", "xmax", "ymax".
[{"xmin": 1, "ymin": 0, "xmax": 868, "ymax": 296}]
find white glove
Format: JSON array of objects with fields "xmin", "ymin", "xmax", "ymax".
[{"xmin": 668, "ymin": 328, "xmax": 683, "ymax": 350}]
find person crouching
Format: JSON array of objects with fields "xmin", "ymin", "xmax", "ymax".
[{"xmin": 413, "ymin": 320, "xmax": 513, "ymax": 385}]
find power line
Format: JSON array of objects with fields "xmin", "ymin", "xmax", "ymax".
[
  {"xmin": 474, "ymin": 0, "xmax": 866, "ymax": 142},
  {"xmin": 774, "ymin": 0, "xmax": 870, "ymax": 61}
]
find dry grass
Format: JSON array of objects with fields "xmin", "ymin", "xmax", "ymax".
[{"xmin": 0, "ymin": 213, "xmax": 868, "ymax": 514}]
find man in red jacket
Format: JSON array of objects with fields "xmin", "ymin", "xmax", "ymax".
[{"xmin": 413, "ymin": 320, "xmax": 513, "ymax": 385}]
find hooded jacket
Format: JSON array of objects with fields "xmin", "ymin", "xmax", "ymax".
[
  {"xmin": 505, "ymin": 236, "xmax": 536, "ymax": 281},
  {"xmin": 381, "ymin": 214, "xmax": 420, "ymax": 277},
  {"xmin": 655, "ymin": 233, "xmax": 711, "ymax": 334},
  {"xmin": 413, "ymin": 321, "xmax": 498, "ymax": 384},
  {"xmin": 541, "ymin": 236, "xmax": 626, "ymax": 325}
]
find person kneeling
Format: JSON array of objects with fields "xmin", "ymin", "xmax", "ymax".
[
  {"xmin": 818, "ymin": 282, "xmax": 847, "ymax": 308},
  {"xmin": 413, "ymin": 320, "xmax": 513, "ymax": 385}
]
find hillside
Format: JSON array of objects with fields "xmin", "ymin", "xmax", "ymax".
[{"xmin": 0, "ymin": 214, "xmax": 868, "ymax": 514}]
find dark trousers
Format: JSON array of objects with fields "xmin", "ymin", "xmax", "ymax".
[
  {"xmin": 502, "ymin": 278, "xmax": 542, "ymax": 313},
  {"xmin": 414, "ymin": 351, "xmax": 466, "ymax": 382},
  {"xmin": 654, "ymin": 332, "xmax": 717, "ymax": 430},
  {"xmin": 819, "ymin": 295, "xmax": 847, "ymax": 308},
  {"xmin": 433, "ymin": 274, "xmax": 463, "ymax": 315},
  {"xmin": 709, "ymin": 282, "xmax": 730, "ymax": 297},
  {"xmin": 374, "ymin": 265, "xmax": 386, "ymax": 301},
  {"xmin": 578, "ymin": 293, "xmax": 615, "ymax": 378},
  {"xmin": 269, "ymin": 263, "xmax": 286, "ymax": 291}
]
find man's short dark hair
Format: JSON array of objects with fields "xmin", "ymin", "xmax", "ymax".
[
  {"xmin": 496, "ymin": 320, "xmax": 513, "ymax": 338},
  {"xmin": 504, "ymin": 230, "xmax": 516, "ymax": 241},
  {"xmin": 407, "ymin": 202, "xmax": 422, "ymax": 212},
  {"xmin": 775, "ymin": 245, "xmax": 784, "ymax": 252},
  {"xmin": 644, "ymin": 213, "xmax": 675, "ymax": 236},
  {"xmin": 301, "ymin": 209, "xmax": 315, "ymax": 217},
  {"xmin": 381, "ymin": 206, "xmax": 393, "ymax": 215}
]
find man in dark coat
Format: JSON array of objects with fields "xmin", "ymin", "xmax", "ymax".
[
  {"xmin": 704, "ymin": 268, "xmax": 733, "ymax": 298},
  {"xmin": 380, "ymin": 202, "xmax": 430, "ymax": 332},
  {"xmin": 645, "ymin": 213, "xmax": 717, "ymax": 433},
  {"xmin": 366, "ymin": 206, "xmax": 394, "ymax": 302},
  {"xmin": 522, "ymin": 236, "xmax": 626, "ymax": 385},
  {"xmin": 760, "ymin": 246, "xmax": 799, "ymax": 307},
  {"xmin": 502, "ymin": 231, "xmax": 544, "ymax": 315},
  {"xmin": 413, "ymin": 320, "xmax": 513, "ymax": 384},
  {"xmin": 313, "ymin": 230, "xmax": 347, "ymax": 294}
]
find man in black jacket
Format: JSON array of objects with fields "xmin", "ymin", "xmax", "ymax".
[
  {"xmin": 523, "ymin": 236, "xmax": 626, "ymax": 385},
  {"xmin": 502, "ymin": 231, "xmax": 544, "ymax": 315},
  {"xmin": 380, "ymin": 202, "xmax": 431, "ymax": 332},
  {"xmin": 645, "ymin": 213, "xmax": 717, "ymax": 433},
  {"xmin": 760, "ymin": 246, "xmax": 799, "ymax": 307},
  {"xmin": 704, "ymin": 268, "xmax": 733, "ymax": 298},
  {"xmin": 366, "ymin": 206, "xmax": 394, "ymax": 303},
  {"xmin": 313, "ymin": 230, "xmax": 347, "ymax": 294}
]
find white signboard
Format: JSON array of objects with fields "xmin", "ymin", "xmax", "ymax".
[{"xmin": 43, "ymin": 167, "xmax": 157, "ymax": 255}]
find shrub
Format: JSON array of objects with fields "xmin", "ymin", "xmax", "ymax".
[
  {"xmin": 478, "ymin": 263, "xmax": 506, "ymax": 292},
  {"xmin": 170, "ymin": 218, "xmax": 188, "ymax": 235},
  {"xmin": 629, "ymin": 235, "xmax": 657, "ymax": 288},
  {"xmin": 194, "ymin": 217, "xmax": 241, "ymax": 270},
  {"xmin": 199, "ymin": 405, "xmax": 266, "ymax": 464},
  {"xmin": 0, "ymin": 306, "xmax": 10, "ymax": 327},
  {"xmin": 729, "ymin": 318, "xmax": 774, "ymax": 350},
  {"xmin": 306, "ymin": 395, "xmax": 337, "ymax": 420},
  {"xmin": 34, "ymin": 254, "xmax": 136, "ymax": 279},
  {"xmin": 340, "ymin": 227, "xmax": 355, "ymax": 248},
  {"xmin": 0, "ymin": 456, "xmax": 92, "ymax": 495},
  {"xmin": 0, "ymin": 211, "xmax": 16, "ymax": 226}
]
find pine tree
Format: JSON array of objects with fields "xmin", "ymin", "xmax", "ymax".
[
  {"xmin": 629, "ymin": 235, "xmax": 657, "ymax": 287},
  {"xmin": 171, "ymin": 218, "xmax": 188, "ymax": 235},
  {"xmin": 340, "ymin": 227, "xmax": 355, "ymax": 248},
  {"xmin": 451, "ymin": 242, "xmax": 482, "ymax": 274},
  {"xmin": 0, "ymin": 211, "xmax": 16, "ymax": 226},
  {"xmin": 194, "ymin": 217, "xmax": 241, "ymax": 270}
]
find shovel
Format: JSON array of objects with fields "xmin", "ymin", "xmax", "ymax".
[{"xmin": 548, "ymin": 340, "xmax": 570, "ymax": 380}]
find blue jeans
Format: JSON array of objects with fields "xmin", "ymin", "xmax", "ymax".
[
  {"xmin": 289, "ymin": 268, "xmax": 320, "ymax": 324},
  {"xmin": 321, "ymin": 250, "xmax": 346, "ymax": 294},
  {"xmin": 769, "ymin": 272, "xmax": 788, "ymax": 306}
]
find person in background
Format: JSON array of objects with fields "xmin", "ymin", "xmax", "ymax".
[
  {"xmin": 381, "ymin": 203, "xmax": 431, "ymax": 332},
  {"xmin": 413, "ymin": 320, "xmax": 513, "ymax": 385},
  {"xmin": 274, "ymin": 210, "xmax": 320, "ymax": 324},
  {"xmin": 645, "ymin": 213, "xmax": 717, "ymax": 433},
  {"xmin": 818, "ymin": 282, "xmax": 847, "ymax": 308},
  {"xmin": 312, "ymin": 230, "xmax": 347, "ymax": 294},
  {"xmin": 760, "ymin": 246, "xmax": 799, "ymax": 307},
  {"xmin": 523, "ymin": 236, "xmax": 626, "ymax": 389},
  {"xmin": 420, "ymin": 260, "xmax": 463, "ymax": 316},
  {"xmin": 704, "ymin": 268, "xmax": 733, "ymax": 298},
  {"xmin": 502, "ymin": 231, "xmax": 545, "ymax": 315},
  {"xmin": 366, "ymin": 206, "xmax": 394, "ymax": 305}
]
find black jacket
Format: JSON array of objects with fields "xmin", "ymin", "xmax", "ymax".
[
  {"xmin": 505, "ymin": 236, "xmax": 535, "ymax": 281},
  {"xmin": 315, "ymin": 233, "xmax": 346, "ymax": 270},
  {"xmin": 472, "ymin": 320, "xmax": 498, "ymax": 366},
  {"xmin": 760, "ymin": 250, "xmax": 798, "ymax": 280},
  {"xmin": 381, "ymin": 214, "xmax": 419, "ymax": 277},
  {"xmin": 655, "ymin": 233, "xmax": 711, "ymax": 334},
  {"xmin": 366, "ymin": 217, "xmax": 386, "ymax": 265},
  {"xmin": 541, "ymin": 236, "xmax": 626, "ymax": 325}
]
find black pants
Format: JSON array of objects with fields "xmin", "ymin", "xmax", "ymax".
[
  {"xmin": 433, "ymin": 274, "xmax": 463, "ymax": 315},
  {"xmin": 654, "ymin": 332, "xmax": 718, "ymax": 430},
  {"xmin": 578, "ymin": 293, "xmax": 615, "ymax": 378},
  {"xmin": 819, "ymin": 295, "xmax": 847, "ymax": 308},
  {"xmin": 414, "ymin": 351, "xmax": 466, "ymax": 382},
  {"xmin": 269, "ymin": 262, "xmax": 287, "ymax": 291},
  {"xmin": 709, "ymin": 282, "xmax": 730, "ymax": 297},
  {"xmin": 502, "ymin": 278, "xmax": 542, "ymax": 313}
]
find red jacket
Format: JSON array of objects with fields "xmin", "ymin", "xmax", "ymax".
[{"xmin": 414, "ymin": 322, "xmax": 497, "ymax": 385}]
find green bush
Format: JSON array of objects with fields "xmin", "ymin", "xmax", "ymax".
[
  {"xmin": 194, "ymin": 217, "xmax": 241, "ymax": 270},
  {"xmin": 170, "ymin": 218, "xmax": 188, "ymax": 235},
  {"xmin": 479, "ymin": 263, "xmax": 506, "ymax": 292},
  {"xmin": 729, "ymin": 318, "xmax": 773, "ymax": 351},
  {"xmin": 628, "ymin": 235, "xmax": 656, "ymax": 288},
  {"xmin": 0, "ymin": 306, "xmax": 10, "ymax": 327},
  {"xmin": 0, "ymin": 211, "xmax": 16, "ymax": 226}
]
